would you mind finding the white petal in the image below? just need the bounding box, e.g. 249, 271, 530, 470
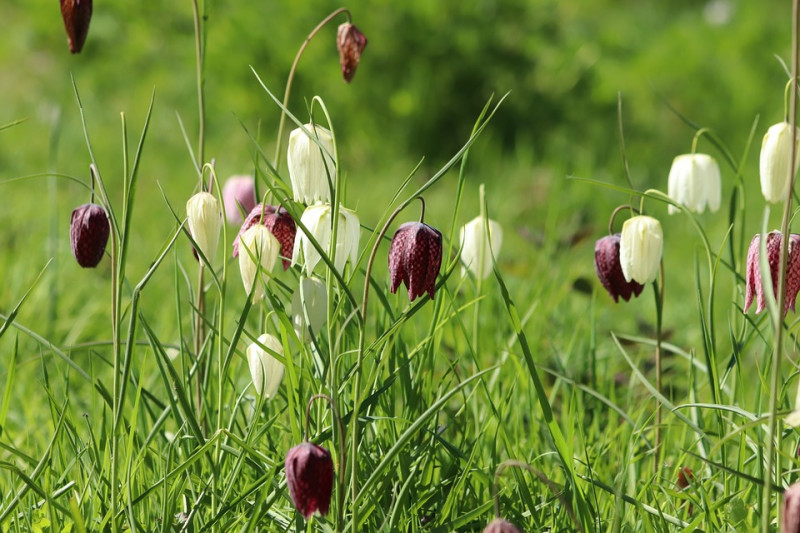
247, 333, 285, 398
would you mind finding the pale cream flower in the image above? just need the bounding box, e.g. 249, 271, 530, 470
292, 203, 360, 275
459, 216, 503, 280
247, 333, 284, 398
667, 153, 721, 214
619, 215, 663, 284
238, 225, 280, 301
288, 124, 336, 204
186, 191, 221, 262
760, 122, 800, 203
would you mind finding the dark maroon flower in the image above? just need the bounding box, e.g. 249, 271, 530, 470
388, 222, 443, 301
594, 234, 645, 302
483, 517, 522, 533
337, 23, 367, 82
285, 442, 334, 519
676, 467, 694, 489
745, 231, 800, 315
784, 483, 800, 533
60, 0, 92, 54
232, 204, 296, 270
70, 203, 109, 268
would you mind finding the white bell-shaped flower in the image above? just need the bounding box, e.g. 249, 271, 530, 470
186, 191, 221, 262
760, 121, 800, 203
459, 216, 503, 280
619, 215, 663, 284
247, 333, 284, 398
288, 124, 336, 204
292, 203, 360, 275
291, 276, 327, 338
667, 153, 721, 214
238, 225, 280, 301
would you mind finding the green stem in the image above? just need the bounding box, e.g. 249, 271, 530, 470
110, 221, 120, 533
191, 0, 206, 173
653, 262, 664, 473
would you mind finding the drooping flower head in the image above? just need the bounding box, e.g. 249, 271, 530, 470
222, 175, 257, 225
619, 215, 663, 285
389, 222, 443, 301
70, 203, 109, 268
482, 517, 522, 533
594, 234, 645, 302
460, 216, 503, 280
233, 204, 296, 270
288, 125, 336, 205
186, 191, 221, 264
292, 276, 327, 338
60, 0, 92, 53
292, 203, 360, 275
744, 231, 800, 316
246, 333, 284, 398
783, 483, 800, 533
285, 442, 334, 519
667, 153, 721, 214
761, 122, 800, 204
238, 225, 280, 301
337, 22, 368, 82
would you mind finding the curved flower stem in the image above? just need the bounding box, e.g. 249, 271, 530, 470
273, 8, 351, 168
607, 204, 641, 235
304, 394, 346, 533
417, 197, 426, 224
690, 127, 711, 153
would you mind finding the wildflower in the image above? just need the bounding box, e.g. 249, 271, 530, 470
222, 175, 257, 225
60, 0, 92, 54
285, 442, 334, 519
786, 380, 800, 428
288, 124, 336, 204
594, 234, 645, 302
676, 467, 694, 489
246, 333, 284, 398
482, 518, 522, 533
667, 153, 721, 214
291, 276, 327, 337
460, 216, 503, 280
619, 215, 663, 284
337, 23, 368, 82
744, 231, 800, 315
761, 122, 800, 203
783, 483, 800, 533
186, 192, 221, 263
233, 204, 296, 270
238, 225, 280, 301
70, 203, 109, 268
292, 203, 360, 275
388, 222, 443, 301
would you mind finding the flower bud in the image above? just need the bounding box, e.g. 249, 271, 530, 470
337, 23, 368, 82
388, 222, 443, 301
783, 483, 800, 533
233, 204, 296, 270
619, 215, 663, 284
186, 192, 221, 263
292, 203, 360, 275
285, 442, 334, 519
70, 203, 109, 268
60, 0, 92, 54
761, 122, 800, 203
246, 333, 284, 398
222, 175, 257, 225
238, 225, 280, 301
744, 231, 800, 316
594, 234, 644, 302
292, 276, 327, 338
482, 517, 522, 533
667, 153, 721, 214
288, 125, 336, 204
460, 216, 503, 280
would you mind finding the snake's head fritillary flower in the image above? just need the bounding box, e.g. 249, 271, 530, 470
233, 204, 296, 270
186, 192, 221, 264
460, 216, 503, 280
667, 153, 721, 214
222, 175, 257, 225
291, 276, 327, 338
676, 467, 694, 489
744, 231, 800, 315
594, 234, 644, 302
761, 122, 800, 204
482, 517, 522, 533
70, 203, 109, 268
619, 216, 663, 285
783, 483, 800, 533
389, 222, 443, 301
292, 203, 360, 275
337, 23, 368, 82
285, 442, 334, 519
238, 225, 280, 301
60, 0, 92, 53
246, 333, 284, 398
288, 125, 336, 205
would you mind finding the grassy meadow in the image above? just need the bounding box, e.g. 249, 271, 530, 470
1, 0, 799, 531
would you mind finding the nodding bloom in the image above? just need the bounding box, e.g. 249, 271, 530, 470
186, 192, 221, 264
619, 215, 663, 285
60, 0, 92, 53
233, 204, 296, 270
291, 276, 327, 338
744, 231, 800, 315
70, 203, 109, 268
285, 442, 334, 519
761, 122, 800, 204
288, 125, 336, 205
667, 153, 721, 214
238, 225, 280, 301
222, 175, 257, 225
594, 234, 645, 302
460, 216, 503, 280
292, 203, 360, 275
337, 22, 368, 82
246, 333, 284, 398
783, 483, 800, 533
388, 222, 443, 301
482, 518, 522, 533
